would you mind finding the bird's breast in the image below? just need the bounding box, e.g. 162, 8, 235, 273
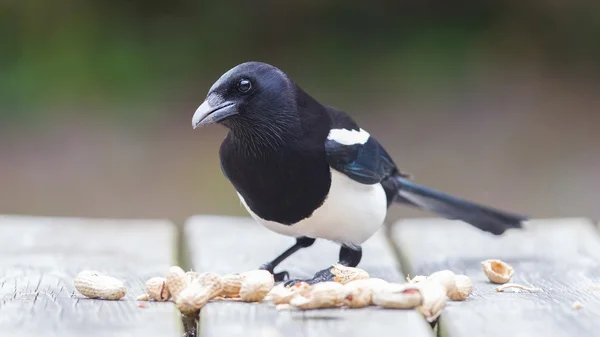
238, 168, 387, 246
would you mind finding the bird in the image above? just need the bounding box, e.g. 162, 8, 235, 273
191, 61, 527, 286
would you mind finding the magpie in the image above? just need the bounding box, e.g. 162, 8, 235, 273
192, 61, 527, 286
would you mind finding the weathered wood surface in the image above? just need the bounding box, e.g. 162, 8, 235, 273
0, 214, 181, 337
390, 217, 600, 337
185, 215, 434, 337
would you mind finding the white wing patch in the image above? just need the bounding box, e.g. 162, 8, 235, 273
327, 128, 370, 146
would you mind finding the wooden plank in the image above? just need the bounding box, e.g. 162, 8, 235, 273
0, 214, 181, 337
390, 217, 600, 337
184, 214, 434, 337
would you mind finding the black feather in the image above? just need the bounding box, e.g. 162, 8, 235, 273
393, 177, 526, 235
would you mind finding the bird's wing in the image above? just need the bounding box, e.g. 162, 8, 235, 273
324, 109, 406, 185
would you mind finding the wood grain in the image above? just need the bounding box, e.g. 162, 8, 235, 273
390, 217, 600, 337
184, 215, 433, 337
0, 214, 181, 337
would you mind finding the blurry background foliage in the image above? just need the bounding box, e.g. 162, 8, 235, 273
1, 1, 599, 226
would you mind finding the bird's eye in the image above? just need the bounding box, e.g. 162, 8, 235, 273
237, 79, 252, 93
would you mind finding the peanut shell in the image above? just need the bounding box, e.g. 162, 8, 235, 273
239, 270, 274, 302
73, 270, 126, 300
343, 278, 389, 307
482, 259, 514, 284
331, 263, 369, 284
221, 274, 245, 297
289, 282, 346, 309
416, 280, 447, 322
175, 273, 223, 315
406, 275, 428, 284
449, 274, 472, 301
166, 266, 189, 301
185, 271, 199, 283
428, 270, 457, 298
372, 283, 422, 309
267, 282, 310, 305
146, 277, 170, 301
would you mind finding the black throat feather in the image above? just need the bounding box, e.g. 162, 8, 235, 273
221, 111, 300, 158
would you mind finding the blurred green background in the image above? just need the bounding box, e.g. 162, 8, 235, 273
1, 0, 599, 227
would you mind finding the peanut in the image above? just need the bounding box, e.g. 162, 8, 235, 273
146, 277, 170, 301
331, 263, 369, 284
343, 278, 389, 307
221, 274, 245, 297
428, 270, 457, 298
342, 283, 371, 308
166, 266, 188, 301
267, 282, 310, 305
186, 271, 199, 283
416, 280, 447, 323
195, 272, 222, 286
451, 275, 473, 301
408, 271, 472, 301
175, 273, 223, 315
372, 283, 422, 309
73, 270, 126, 300
175, 283, 210, 315
289, 282, 346, 309
239, 270, 274, 302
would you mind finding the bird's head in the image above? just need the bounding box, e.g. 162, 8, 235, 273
192, 62, 297, 133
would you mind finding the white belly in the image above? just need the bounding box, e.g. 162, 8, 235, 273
237, 169, 388, 246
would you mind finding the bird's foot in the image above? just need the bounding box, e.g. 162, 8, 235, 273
258, 262, 289, 282
283, 267, 334, 287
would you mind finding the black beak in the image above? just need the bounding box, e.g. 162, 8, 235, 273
192, 99, 237, 129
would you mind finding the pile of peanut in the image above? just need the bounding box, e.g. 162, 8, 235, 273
73, 259, 535, 321
72, 262, 480, 322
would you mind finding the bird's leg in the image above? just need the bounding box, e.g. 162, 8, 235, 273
259, 237, 315, 282
284, 244, 363, 286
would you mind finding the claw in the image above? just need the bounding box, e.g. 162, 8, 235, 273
283, 278, 305, 287
283, 268, 335, 287
273, 271, 289, 282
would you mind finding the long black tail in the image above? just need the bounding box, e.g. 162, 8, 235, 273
393, 177, 526, 235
